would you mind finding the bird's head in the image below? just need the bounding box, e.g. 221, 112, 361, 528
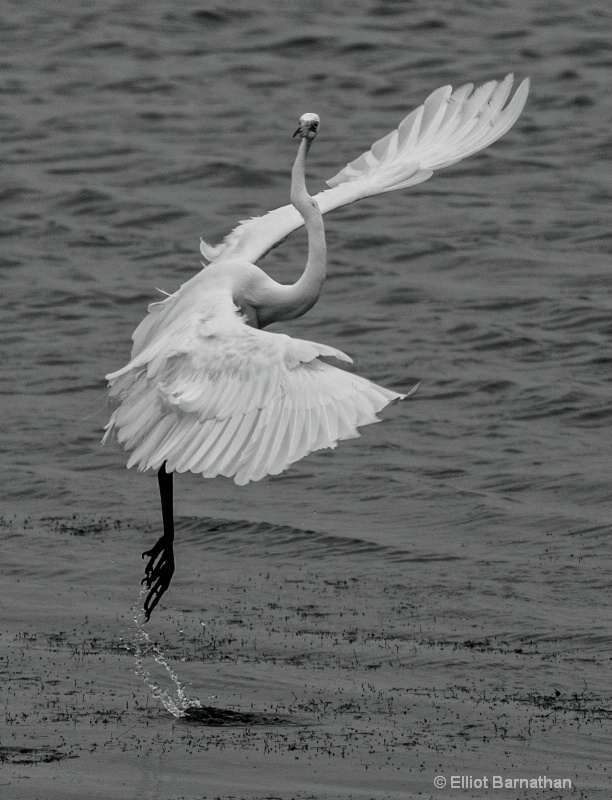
293, 113, 320, 140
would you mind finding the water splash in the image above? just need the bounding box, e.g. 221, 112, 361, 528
130, 585, 202, 718
128, 588, 293, 728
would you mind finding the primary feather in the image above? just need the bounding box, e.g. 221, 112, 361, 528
200, 74, 529, 266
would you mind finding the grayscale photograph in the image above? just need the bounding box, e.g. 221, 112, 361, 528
1, 1, 610, 798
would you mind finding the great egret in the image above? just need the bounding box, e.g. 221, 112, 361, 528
104, 74, 530, 619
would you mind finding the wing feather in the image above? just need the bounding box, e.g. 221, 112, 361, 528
323, 401, 340, 444
106, 293, 408, 484
397, 104, 425, 152
153, 415, 197, 465
216, 408, 260, 475
126, 416, 174, 470
417, 85, 453, 144
263, 397, 295, 476
252, 395, 288, 480
198, 415, 245, 473
286, 398, 306, 460
185, 418, 232, 474
199, 75, 529, 267
171, 419, 217, 472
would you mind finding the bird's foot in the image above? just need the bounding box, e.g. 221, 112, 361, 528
141, 535, 175, 621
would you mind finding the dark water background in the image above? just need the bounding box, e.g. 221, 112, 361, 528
1, 0, 611, 796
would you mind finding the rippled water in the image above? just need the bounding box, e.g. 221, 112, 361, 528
2, 0, 611, 795
3, 0, 611, 535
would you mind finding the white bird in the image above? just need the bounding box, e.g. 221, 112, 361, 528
104, 74, 530, 619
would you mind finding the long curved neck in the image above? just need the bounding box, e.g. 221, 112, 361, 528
289, 137, 326, 312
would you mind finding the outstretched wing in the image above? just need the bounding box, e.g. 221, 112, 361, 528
104, 290, 404, 485
200, 74, 530, 266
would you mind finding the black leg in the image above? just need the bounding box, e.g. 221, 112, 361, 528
141, 462, 175, 621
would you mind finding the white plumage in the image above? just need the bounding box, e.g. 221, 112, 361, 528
104, 279, 402, 484
105, 75, 529, 486
199, 74, 530, 266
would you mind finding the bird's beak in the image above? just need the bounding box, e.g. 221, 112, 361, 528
293, 117, 320, 139
293, 126, 318, 140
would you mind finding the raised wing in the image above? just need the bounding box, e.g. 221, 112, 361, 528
104, 290, 404, 485
200, 74, 530, 266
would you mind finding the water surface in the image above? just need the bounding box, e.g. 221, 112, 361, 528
1, 1, 611, 797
